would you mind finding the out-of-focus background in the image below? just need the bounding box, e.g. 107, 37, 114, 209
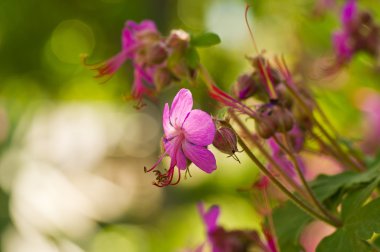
1, 0, 380, 251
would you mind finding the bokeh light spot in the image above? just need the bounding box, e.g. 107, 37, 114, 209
50, 20, 94, 64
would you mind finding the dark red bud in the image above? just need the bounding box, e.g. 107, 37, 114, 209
146, 42, 168, 65
275, 83, 293, 109
213, 126, 238, 155
135, 30, 161, 45
166, 29, 190, 52
255, 104, 277, 139
233, 73, 257, 100
154, 67, 173, 91
274, 106, 294, 132
169, 60, 189, 79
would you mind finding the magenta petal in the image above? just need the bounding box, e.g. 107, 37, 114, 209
182, 141, 216, 173
332, 31, 352, 60
182, 109, 216, 146
164, 137, 179, 160
170, 89, 193, 127
176, 146, 187, 170
122, 20, 158, 50
198, 203, 220, 233
131, 68, 147, 99
342, 0, 357, 26
163, 103, 177, 138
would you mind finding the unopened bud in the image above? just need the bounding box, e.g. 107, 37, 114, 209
293, 107, 312, 130
166, 29, 190, 52
233, 73, 257, 100
255, 104, 277, 139
275, 83, 293, 109
249, 55, 267, 69
135, 30, 160, 45
213, 127, 238, 155
146, 42, 168, 65
169, 59, 189, 79
274, 106, 294, 132
154, 67, 173, 91
255, 116, 277, 139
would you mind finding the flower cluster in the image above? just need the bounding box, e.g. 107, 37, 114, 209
86, 4, 380, 249
198, 203, 278, 252
333, 0, 380, 65
84, 20, 194, 107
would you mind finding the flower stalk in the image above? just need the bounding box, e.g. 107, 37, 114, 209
235, 132, 342, 227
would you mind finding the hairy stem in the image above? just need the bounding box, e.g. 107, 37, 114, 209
273, 134, 342, 226
282, 80, 364, 171
235, 133, 342, 227
229, 111, 310, 200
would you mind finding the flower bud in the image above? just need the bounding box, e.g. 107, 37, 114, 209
166, 29, 190, 52
255, 116, 277, 139
255, 104, 278, 139
212, 126, 238, 155
233, 73, 257, 100
273, 106, 294, 132
169, 59, 189, 79
276, 83, 293, 109
146, 42, 168, 65
154, 67, 173, 91
135, 30, 161, 45
292, 105, 313, 130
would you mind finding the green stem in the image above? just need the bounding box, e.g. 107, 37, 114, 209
282, 80, 364, 171
273, 134, 342, 227
229, 111, 310, 200
235, 133, 341, 227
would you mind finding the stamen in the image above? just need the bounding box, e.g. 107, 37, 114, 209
170, 168, 181, 185
144, 150, 168, 173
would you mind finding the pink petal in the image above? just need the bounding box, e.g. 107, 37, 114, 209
176, 146, 187, 170
163, 136, 187, 170
122, 20, 158, 50
182, 141, 216, 173
197, 203, 220, 233
131, 68, 148, 99
183, 109, 216, 146
170, 89, 193, 128
163, 103, 177, 139
164, 137, 178, 159
341, 0, 357, 26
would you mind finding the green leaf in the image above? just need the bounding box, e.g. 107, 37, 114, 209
273, 201, 312, 252
316, 229, 369, 252
341, 178, 380, 220
184, 47, 200, 69
191, 32, 221, 47
311, 172, 357, 201
311, 167, 380, 203
348, 198, 380, 239
317, 198, 380, 252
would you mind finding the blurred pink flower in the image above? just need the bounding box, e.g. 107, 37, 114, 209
360, 92, 380, 155
300, 221, 336, 252
84, 20, 160, 102
198, 203, 278, 252
332, 0, 357, 62
145, 89, 216, 186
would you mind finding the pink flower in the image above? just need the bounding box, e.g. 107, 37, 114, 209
267, 135, 306, 181
198, 203, 278, 252
145, 89, 217, 187
360, 92, 380, 155
341, 0, 357, 27
331, 1, 357, 62
84, 20, 160, 103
